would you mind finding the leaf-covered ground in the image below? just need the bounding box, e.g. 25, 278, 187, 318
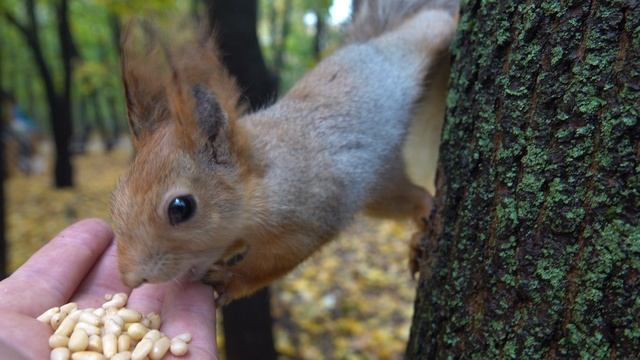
8, 144, 417, 359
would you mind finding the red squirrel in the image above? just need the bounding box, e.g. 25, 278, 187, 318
110, 0, 458, 304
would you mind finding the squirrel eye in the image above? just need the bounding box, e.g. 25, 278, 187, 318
168, 195, 196, 225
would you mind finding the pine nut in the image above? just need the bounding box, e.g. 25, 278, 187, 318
141, 317, 151, 328
117, 334, 131, 353
75, 322, 100, 336
68, 328, 89, 352
149, 336, 170, 360
102, 333, 117, 358
111, 351, 132, 360
70, 351, 105, 360
103, 318, 122, 336
50, 312, 64, 331
50, 347, 70, 360
147, 313, 161, 330
111, 315, 125, 326
60, 303, 78, 314
41, 293, 190, 359
127, 323, 148, 341
173, 332, 192, 343
131, 338, 153, 360
105, 307, 118, 316
104, 294, 113, 301
49, 334, 69, 348
38, 306, 59, 323
118, 308, 142, 323
54, 316, 78, 337
102, 293, 128, 309
79, 312, 101, 327
170, 339, 188, 356
88, 334, 102, 353
143, 329, 161, 342
68, 309, 82, 321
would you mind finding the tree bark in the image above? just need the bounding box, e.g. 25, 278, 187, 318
407, 0, 639, 358
205, 1, 279, 359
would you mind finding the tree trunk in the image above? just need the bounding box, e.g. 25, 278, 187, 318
89, 92, 115, 152
207, 0, 278, 108
352, 0, 361, 15
272, 0, 292, 82
312, 9, 325, 60
53, 0, 76, 187
108, 13, 122, 56
406, 0, 639, 358
106, 94, 123, 140
205, 1, 279, 359
0, 64, 6, 280
51, 97, 73, 186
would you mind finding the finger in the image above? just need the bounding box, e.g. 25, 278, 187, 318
160, 282, 217, 360
125, 283, 172, 316
72, 242, 132, 308
0, 219, 113, 316
0, 313, 51, 359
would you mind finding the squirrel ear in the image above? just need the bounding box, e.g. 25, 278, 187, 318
121, 38, 170, 148
168, 81, 233, 164
192, 85, 234, 165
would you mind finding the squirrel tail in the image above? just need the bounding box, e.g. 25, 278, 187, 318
346, 0, 458, 43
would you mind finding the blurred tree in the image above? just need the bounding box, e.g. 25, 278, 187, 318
204, 1, 278, 359
407, 0, 639, 358
310, 0, 331, 60
0, 41, 6, 279
107, 12, 122, 55
272, 0, 292, 81
2, 0, 79, 187
352, 0, 361, 14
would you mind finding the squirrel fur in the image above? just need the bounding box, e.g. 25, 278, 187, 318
111, 0, 458, 304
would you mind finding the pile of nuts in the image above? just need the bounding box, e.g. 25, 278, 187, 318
36, 293, 191, 360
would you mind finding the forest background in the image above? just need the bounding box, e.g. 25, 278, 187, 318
0, 0, 419, 358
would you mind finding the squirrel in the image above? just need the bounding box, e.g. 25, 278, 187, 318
110, 0, 458, 304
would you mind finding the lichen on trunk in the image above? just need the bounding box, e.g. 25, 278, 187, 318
406, 0, 639, 358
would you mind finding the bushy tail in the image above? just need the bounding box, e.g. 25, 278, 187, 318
347, 0, 458, 43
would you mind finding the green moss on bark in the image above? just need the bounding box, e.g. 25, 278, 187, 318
407, 0, 639, 358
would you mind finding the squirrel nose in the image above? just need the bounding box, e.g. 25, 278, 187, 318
122, 272, 146, 288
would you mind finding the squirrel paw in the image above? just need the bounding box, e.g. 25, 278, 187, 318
202, 265, 236, 306
409, 228, 425, 278
409, 196, 432, 277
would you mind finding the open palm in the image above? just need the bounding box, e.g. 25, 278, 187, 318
0, 219, 218, 359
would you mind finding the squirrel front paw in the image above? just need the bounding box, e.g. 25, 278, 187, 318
202, 265, 238, 306
409, 227, 426, 277
409, 194, 433, 277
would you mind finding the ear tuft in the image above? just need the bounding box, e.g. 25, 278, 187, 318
192, 85, 235, 164
193, 85, 225, 142
120, 21, 244, 153
121, 25, 171, 148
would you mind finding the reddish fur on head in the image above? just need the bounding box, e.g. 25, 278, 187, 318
111, 25, 259, 288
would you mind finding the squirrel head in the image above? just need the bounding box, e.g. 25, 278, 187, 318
110, 32, 257, 288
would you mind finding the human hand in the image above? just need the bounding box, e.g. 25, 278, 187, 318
0, 219, 218, 359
